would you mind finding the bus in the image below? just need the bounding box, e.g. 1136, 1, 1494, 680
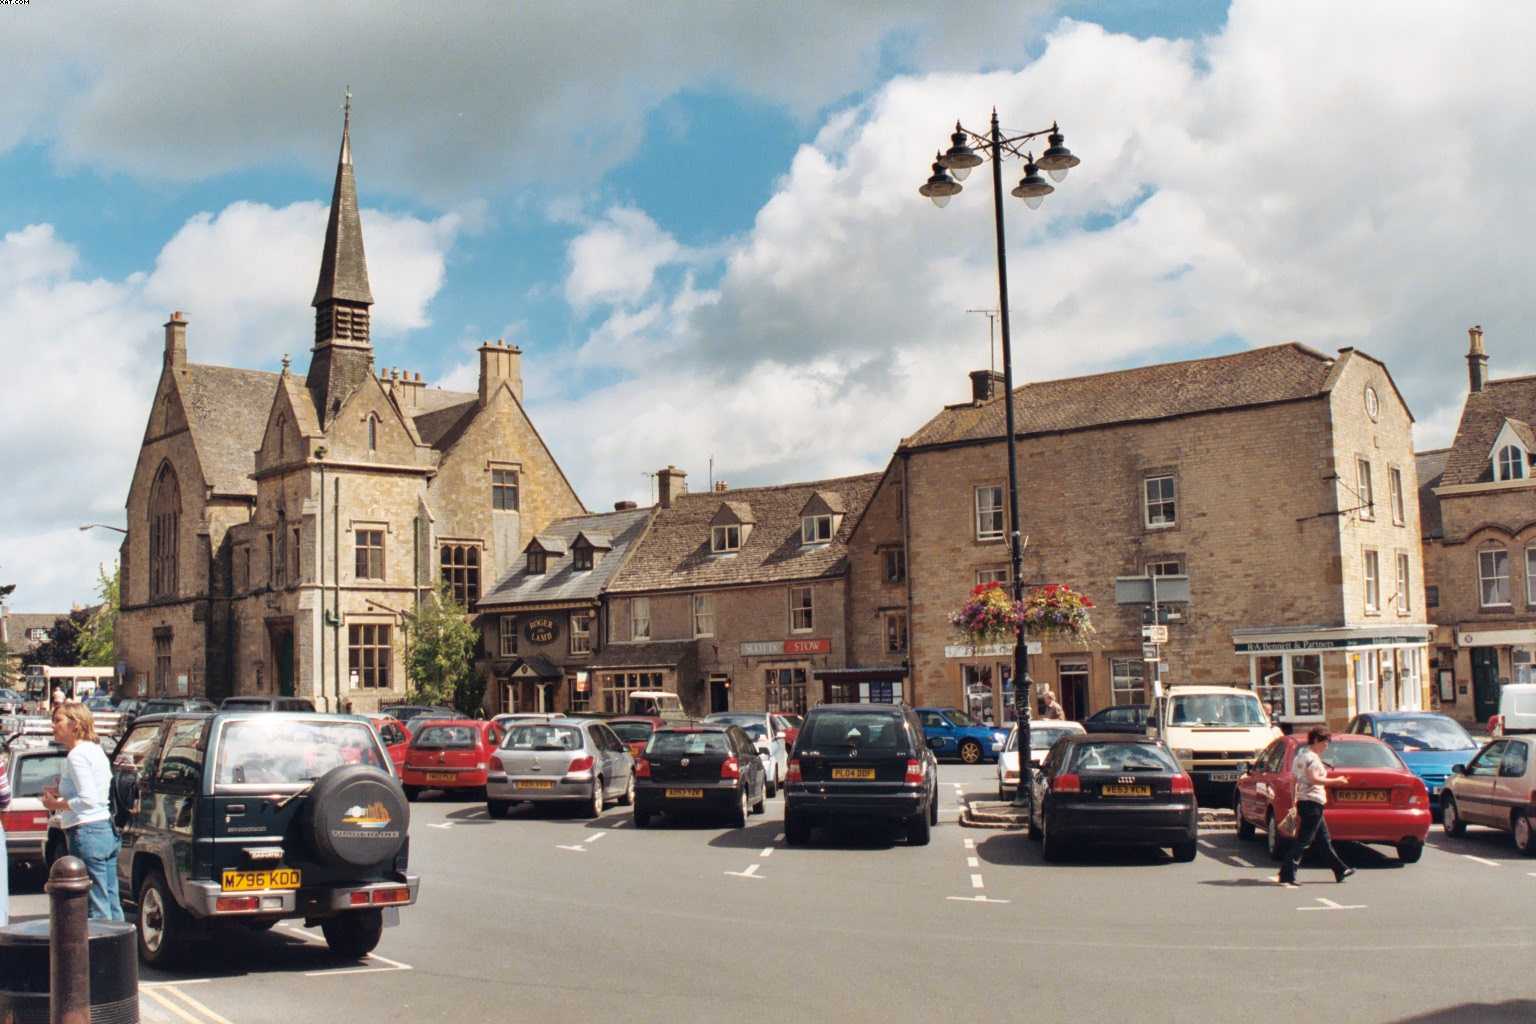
21, 665, 118, 704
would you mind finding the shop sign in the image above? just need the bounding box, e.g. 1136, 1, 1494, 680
944, 641, 1042, 658
1457, 628, 1536, 648
524, 616, 560, 644
740, 638, 832, 657
1234, 635, 1426, 653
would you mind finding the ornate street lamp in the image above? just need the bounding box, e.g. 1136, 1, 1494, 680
918, 111, 1081, 812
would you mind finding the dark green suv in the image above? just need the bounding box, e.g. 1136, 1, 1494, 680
101, 711, 419, 966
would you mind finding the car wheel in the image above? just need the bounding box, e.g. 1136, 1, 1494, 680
633, 802, 653, 828
998, 783, 1007, 801
136, 868, 191, 968
487, 799, 510, 820
1515, 814, 1536, 856
766, 769, 778, 799
1172, 841, 1197, 863
1441, 795, 1466, 837
730, 785, 749, 828
751, 779, 766, 815
959, 740, 983, 765
929, 787, 939, 826
1234, 791, 1256, 840
1396, 838, 1424, 864
582, 779, 605, 819
907, 806, 932, 846
785, 810, 810, 846
403, 785, 421, 803
1041, 813, 1067, 863
1265, 809, 1283, 862
619, 773, 635, 807
1026, 805, 1042, 842
321, 909, 383, 960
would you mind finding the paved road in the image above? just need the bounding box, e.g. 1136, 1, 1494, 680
9, 764, 1536, 1023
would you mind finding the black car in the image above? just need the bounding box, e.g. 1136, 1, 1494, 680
86, 711, 419, 966
783, 703, 939, 846
220, 696, 318, 713
633, 723, 767, 827
135, 698, 217, 717
1028, 734, 1197, 863
1081, 704, 1150, 735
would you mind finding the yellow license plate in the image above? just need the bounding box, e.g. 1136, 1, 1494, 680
221, 868, 300, 892
665, 788, 704, 799
1338, 789, 1389, 803
426, 771, 457, 783
831, 767, 876, 780
1101, 784, 1152, 798
517, 780, 554, 790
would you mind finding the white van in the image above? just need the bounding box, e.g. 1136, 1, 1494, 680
1147, 685, 1281, 807
1491, 683, 1536, 736
625, 690, 687, 720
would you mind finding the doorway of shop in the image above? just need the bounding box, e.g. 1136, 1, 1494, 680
709, 677, 730, 713
1058, 661, 1089, 721
1472, 647, 1500, 723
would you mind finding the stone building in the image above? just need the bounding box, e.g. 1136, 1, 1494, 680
474, 504, 654, 715
601, 469, 879, 717
847, 344, 1433, 732
1419, 327, 1536, 725
115, 106, 583, 710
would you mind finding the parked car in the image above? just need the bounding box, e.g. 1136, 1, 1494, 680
365, 714, 412, 776
916, 706, 1008, 765
1028, 734, 1198, 862
3, 742, 67, 869
625, 690, 687, 720
400, 719, 503, 801
220, 696, 318, 713
996, 720, 1086, 800
0, 688, 24, 716
633, 723, 768, 828
784, 703, 939, 846
1234, 733, 1430, 863
608, 715, 668, 760
704, 711, 789, 794
487, 718, 634, 818
775, 713, 803, 752
1489, 683, 1536, 737
1150, 687, 1281, 807
381, 704, 458, 734
1345, 712, 1477, 805
134, 698, 216, 719
98, 711, 417, 965
1441, 735, 1536, 854
1080, 704, 1149, 735
491, 712, 564, 732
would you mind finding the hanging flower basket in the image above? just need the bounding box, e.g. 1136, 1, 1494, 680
949, 581, 1096, 647
948, 581, 1020, 645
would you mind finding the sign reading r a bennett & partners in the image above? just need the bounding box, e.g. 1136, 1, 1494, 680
741, 638, 832, 657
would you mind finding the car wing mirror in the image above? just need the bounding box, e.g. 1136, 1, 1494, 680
1451, 763, 1466, 775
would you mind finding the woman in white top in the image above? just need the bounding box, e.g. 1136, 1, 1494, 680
1278, 726, 1354, 887
41, 702, 124, 920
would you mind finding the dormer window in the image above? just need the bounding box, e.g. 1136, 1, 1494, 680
802, 515, 833, 545
573, 545, 593, 571
798, 491, 844, 545
712, 525, 741, 553
709, 502, 753, 552
527, 551, 547, 575
1498, 444, 1526, 481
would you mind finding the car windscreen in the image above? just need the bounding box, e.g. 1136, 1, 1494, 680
15, 752, 66, 797
1375, 717, 1475, 752
609, 722, 654, 743
1069, 742, 1179, 773
805, 712, 905, 752
1008, 726, 1080, 752
221, 700, 269, 709
214, 718, 385, 786
944, 709, 977, 727
648, 731, 730, 757
1325, 742, 1404, 770
504, 725, 583, 751
1169, 695, 1267, 727
707, 714, 761, 728
413, 725, 477, 750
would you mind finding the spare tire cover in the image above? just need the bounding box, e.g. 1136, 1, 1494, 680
303, 765, 410, 869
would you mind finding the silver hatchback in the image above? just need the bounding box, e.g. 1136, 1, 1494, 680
487, 719, 634, 819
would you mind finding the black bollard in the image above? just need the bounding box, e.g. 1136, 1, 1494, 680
46, 855, 92, 1024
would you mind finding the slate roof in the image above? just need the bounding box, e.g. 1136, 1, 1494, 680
479, 507, 654, 609
177, 364, 283, 496
410, 393, 480, 448
902, 343, 1339, 450
1, 612, 66, 654
1441, 376, 1536, 486
1415, 448, 1449, 540
608, 473, 880, 594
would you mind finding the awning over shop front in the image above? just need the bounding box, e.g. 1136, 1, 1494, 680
813, 666, 908, 683
1231, 624, 1432, 654
588, 641, 699, 676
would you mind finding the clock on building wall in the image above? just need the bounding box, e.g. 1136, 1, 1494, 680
524, 616, 559, 644
1364, 384, 1379, 421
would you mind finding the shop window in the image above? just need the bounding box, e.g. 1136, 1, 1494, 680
570, 673, 592, 713
1143, 476, 1176, 528
1252, 653, 1324, 719
600, 672, 662, 714
1110, 658, 1145, 706
499, 616, 518, 658
1479, 547, 1511, 607
789, 586, 814, 633
348, 623, 391, 689
975, 486, 1005, 541
765, 668, 807, 715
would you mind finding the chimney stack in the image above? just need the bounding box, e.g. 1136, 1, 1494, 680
714, 480, 729, 493
969, 368, 1005, 403
614, 500, 638, 511
1467, 325, 1488, 393
164, 311, 188, 369
478, 339, 524, 406
657, 465, 687, 509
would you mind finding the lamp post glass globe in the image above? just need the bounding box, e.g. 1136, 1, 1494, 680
1011, 158, 1053, 209
919, 153, 962, 208
1037, 128, 1080, 183
940, 124, 982, 183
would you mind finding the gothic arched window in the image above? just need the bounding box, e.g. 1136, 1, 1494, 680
368, 415, 378, 452
148, 462, 181, 599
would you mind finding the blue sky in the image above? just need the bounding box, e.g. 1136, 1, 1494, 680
3, 1, 1533, 610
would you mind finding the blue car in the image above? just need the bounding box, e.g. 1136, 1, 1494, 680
916, 707, 1009, 764
1345, 712, 1478, 805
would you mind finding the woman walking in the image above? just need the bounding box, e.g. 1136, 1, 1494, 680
40, 702, 124, 920
1278, 726, 1356, 887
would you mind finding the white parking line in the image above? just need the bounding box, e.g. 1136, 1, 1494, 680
774, 832, 785, 842
1197, 839, 1217, 848
1463, 854, 1502, 867
759, 847, 774, 858
1229, 856, 1255, 868
143, 988, 209, 1024
1298, 897, 1365, 911
946, 894, 1011, 904
970, 874, 984, 889
963, 838, 976, 850
725, 863, 764, 879
967, 856, 980, 868
159, 986, 236, 1024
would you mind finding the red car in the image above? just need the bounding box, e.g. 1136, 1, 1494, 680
608, 716, 667, 760
775, 714, 803, 752
401, 719, 502, 800
1235, 733, 1431, 864
366, 714, 412, 776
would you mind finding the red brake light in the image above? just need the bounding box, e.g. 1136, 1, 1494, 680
1171, 774, 1194, 795
720, 756, 741, 780
215, 896, 261, 913
567, 755, 594, 774
905, 759, 925, 784
1052, 773, 1082, 794
786, 759, 802, 783
635, 756, 651, 779
371, 886, 411, 905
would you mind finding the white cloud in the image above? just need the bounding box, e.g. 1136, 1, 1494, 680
564, 207, 683, 310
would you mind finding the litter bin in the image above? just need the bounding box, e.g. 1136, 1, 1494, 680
0, 918, 139, 1023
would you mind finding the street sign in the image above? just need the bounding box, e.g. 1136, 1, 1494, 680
1142, 625, 1168, 644
1142, 643, 1159, 660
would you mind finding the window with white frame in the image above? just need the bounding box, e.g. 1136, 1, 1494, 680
1146, 558, 1183, 577
801, 515, 833, 545
1389, 467, 1406, 525
692, 593, 715, 638
1363, 549, 1380, 612
570, 612, 593, 655
631, 597, 651, 641
1143, 476, 1176, 528
975, 485, 1004, 541
1252, 653, 1324, 719
712, 524, 741, 553
499, 616, 518, 658
1497, 444, 1526, 481
1395, 552, 1411, 614
789, 586, 814, 632
1356, 458, 1375, 520
975, 566, 1008, 587
1110, 658, 1146, 705
1479, 547, 1511, 607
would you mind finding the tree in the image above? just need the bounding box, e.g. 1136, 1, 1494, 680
76, 564, 120, 666
25, 608, 91, 668
405, 583, 481, 714
0, 633, 15, 690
